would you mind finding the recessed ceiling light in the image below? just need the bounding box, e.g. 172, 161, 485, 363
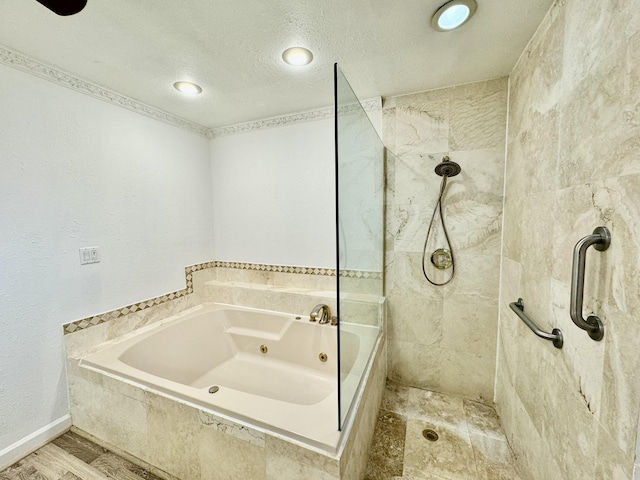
173, 81, 202, 95
431, 0, 477, 32
282, 47, 313, 66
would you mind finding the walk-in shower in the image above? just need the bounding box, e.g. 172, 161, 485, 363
422, 156, 461, 286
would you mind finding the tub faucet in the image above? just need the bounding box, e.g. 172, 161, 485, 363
310, 304, 331, 324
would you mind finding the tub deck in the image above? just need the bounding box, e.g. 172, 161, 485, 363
80, 302, 378, 451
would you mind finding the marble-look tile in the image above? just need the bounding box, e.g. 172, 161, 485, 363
601, 174, 640, 317
437, 348, 495, 402
518, 190, 555, 296
449, 78, 508, 151
441, 296, 498, 357
497, 257, 523, 384
198, 424, 266, 480
558, 57, 638, 189
405, 388, 467, 433
385, 77, 506, 405
562, 0, 631, 89
501, 189, 524, 263
442, 253, 501, 303
500, 389, 562, 480
511, 107, 560, 195
443, 149, 505, 256
70, 377, 149, 462
206, 281, 337, 318
381, 381, 411, 416
363, 410, 406, 480
388, 339, 443, 390
387, 295, 442, 346
470, 434, 519, 480
508, 0, 565, 137
212, 267, 245, 282
598, 302, 640, 456
382, 106, 397, 151
393, 152, 447, 207
191, 268, 217, 301
341, 339, 387, 480
241, 269, 275, 285
463, 400, 504, 440
266, 454, 337, 480
395, 99, 449, 155
549, 278, 605, 417
198, 409, 265, 447
551, 182, 613, 284
64, 296, 195, 357
594, 424, 634, 480
145, 392, 201, 480
395, 87, 452, 109
385, 252, 442, 301
264, 436, 339, 477
536, 360, 599, 480
390, 203, 435, 255
403, 419, 477, 480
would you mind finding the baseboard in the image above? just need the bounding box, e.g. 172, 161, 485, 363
0, 415, 72, 471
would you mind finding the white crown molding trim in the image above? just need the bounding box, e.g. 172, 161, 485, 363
0, 45, 211, 138
0, 414, 71, 470
210, 97, 382, 138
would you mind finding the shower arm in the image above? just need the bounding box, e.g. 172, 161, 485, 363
569, 227, 610, 341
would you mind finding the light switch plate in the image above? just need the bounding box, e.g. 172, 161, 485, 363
79, 247, 100, 265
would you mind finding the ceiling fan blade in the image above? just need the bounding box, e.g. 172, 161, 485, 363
35, 0, 87, 16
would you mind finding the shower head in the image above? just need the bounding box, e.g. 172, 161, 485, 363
434, 157, 461, 177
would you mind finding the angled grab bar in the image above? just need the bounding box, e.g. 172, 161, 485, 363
509, 298, 563, 349
570, 226, 610, 341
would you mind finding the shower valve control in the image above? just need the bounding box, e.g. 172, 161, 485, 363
431, 248, 452, 270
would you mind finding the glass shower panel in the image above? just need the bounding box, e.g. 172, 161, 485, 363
334, 64, 384, 428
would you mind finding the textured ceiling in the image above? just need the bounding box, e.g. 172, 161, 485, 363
0, 0, 553, 128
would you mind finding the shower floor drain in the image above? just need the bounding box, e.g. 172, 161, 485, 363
422, 428, 439, 442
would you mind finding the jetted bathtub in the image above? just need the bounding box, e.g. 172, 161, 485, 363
80, 302, 374, 451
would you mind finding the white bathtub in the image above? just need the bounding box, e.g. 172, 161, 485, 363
80, 302, 368, 451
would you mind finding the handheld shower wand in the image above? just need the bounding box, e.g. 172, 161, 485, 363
422, 156, 461, 286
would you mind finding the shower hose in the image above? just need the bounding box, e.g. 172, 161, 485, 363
422, 174, 455, 286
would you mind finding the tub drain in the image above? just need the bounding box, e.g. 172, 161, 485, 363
260, 345, 268, 354
208, 386, 219, 394
422, 429, 439, 442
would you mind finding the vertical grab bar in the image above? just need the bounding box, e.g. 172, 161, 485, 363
570, 226, 611, 341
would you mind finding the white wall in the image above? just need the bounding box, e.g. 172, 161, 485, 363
210, 119, 336, 268
210, 108, 382, 270
0, 64, 214, 452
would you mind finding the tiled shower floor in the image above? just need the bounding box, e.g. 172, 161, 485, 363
364, 381, 519, 480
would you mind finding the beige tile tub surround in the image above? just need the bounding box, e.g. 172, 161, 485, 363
65, 325, 387, 480
63, 260, 380, 337
64, 260, 387, 479
382, 77, 508, 401
496, 0, 640, 479
63, 261, 341, 335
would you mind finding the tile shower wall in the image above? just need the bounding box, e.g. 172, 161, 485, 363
496, 1, 640, 479
382, 78, 508, 401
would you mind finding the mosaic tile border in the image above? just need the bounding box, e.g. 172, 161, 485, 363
0, 44, 210, 138
214, 261, 336, 276
63, 261, 381, 335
